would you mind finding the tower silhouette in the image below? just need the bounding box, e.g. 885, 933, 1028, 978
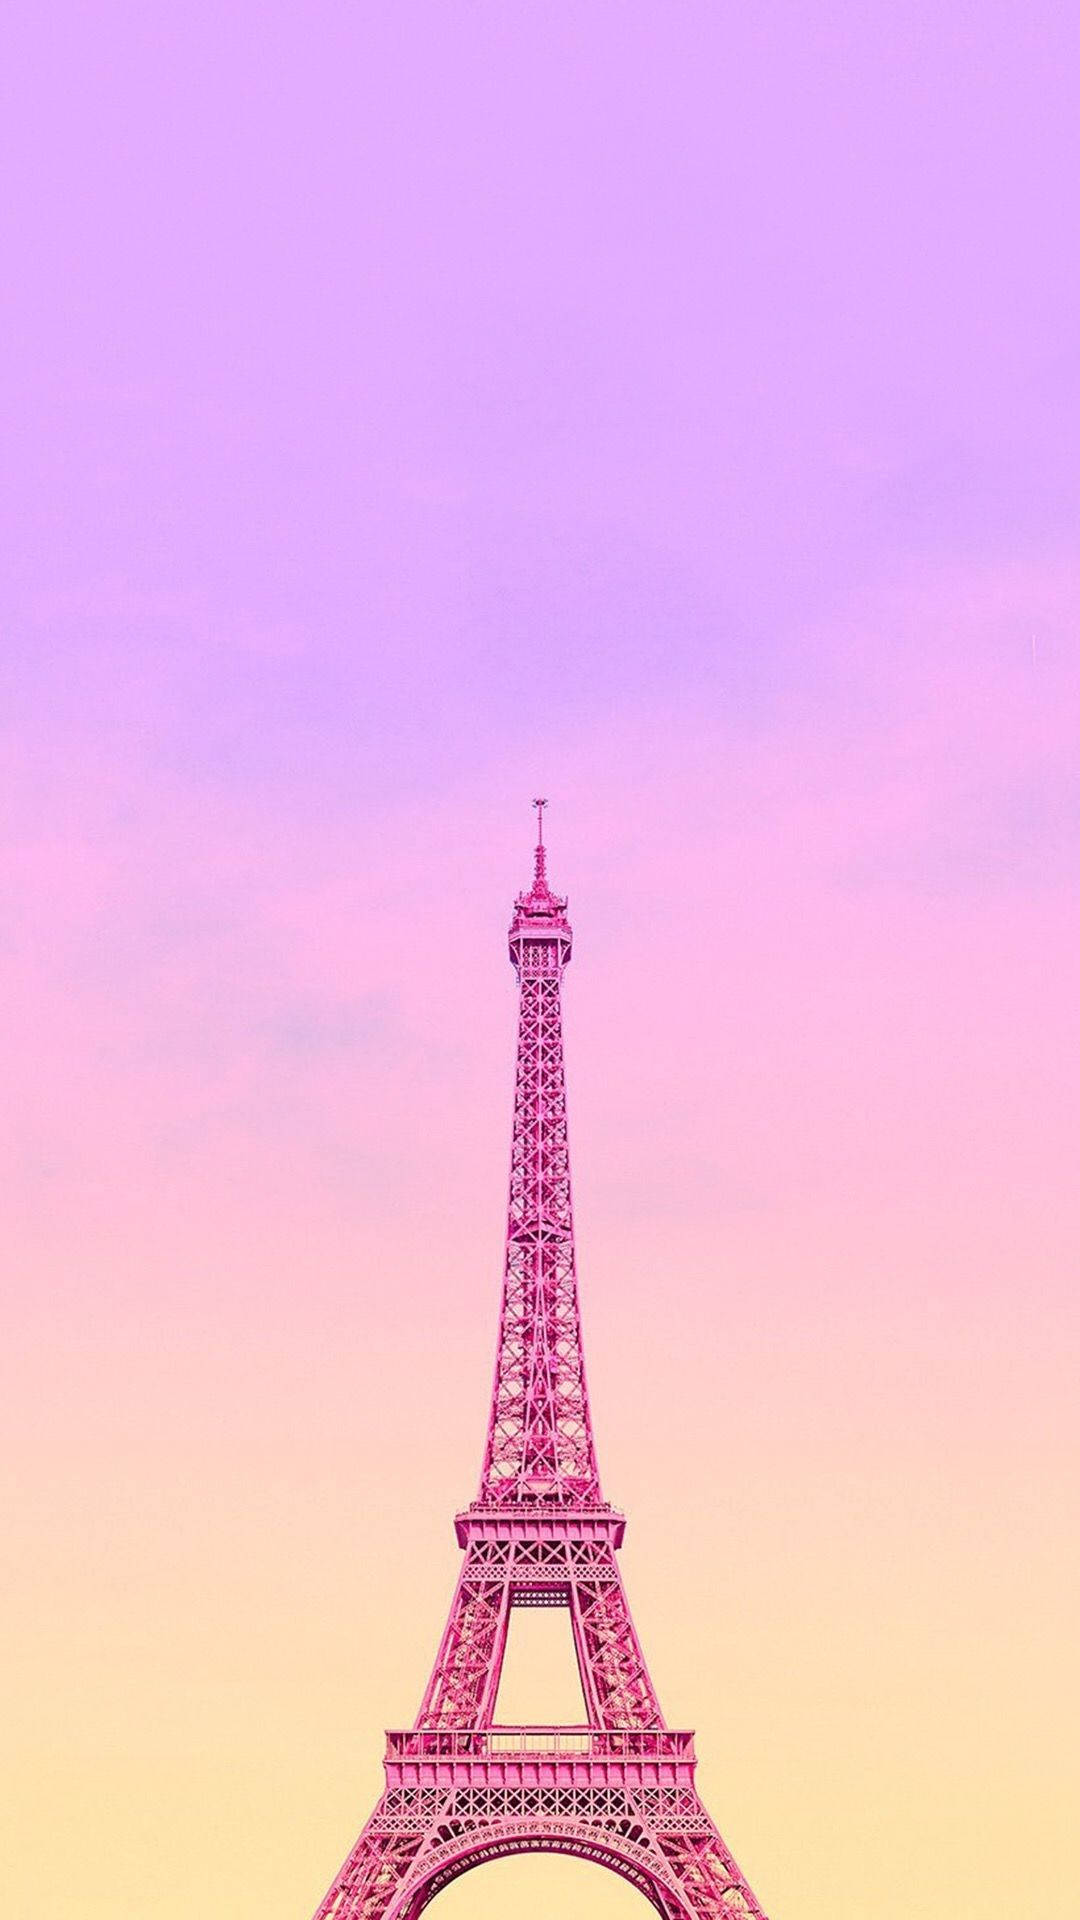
310, 809, 771, 1920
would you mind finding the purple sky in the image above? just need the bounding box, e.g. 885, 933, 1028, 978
6, 5, 1079, 804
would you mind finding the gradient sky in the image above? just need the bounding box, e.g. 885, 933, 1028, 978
3, 7, 1079, 1918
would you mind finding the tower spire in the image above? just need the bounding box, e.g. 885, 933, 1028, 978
533, 795, 547, 888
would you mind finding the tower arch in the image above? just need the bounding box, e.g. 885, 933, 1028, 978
398, 1827, 688, 1920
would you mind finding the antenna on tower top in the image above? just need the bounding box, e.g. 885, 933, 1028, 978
531, 797, 549, 890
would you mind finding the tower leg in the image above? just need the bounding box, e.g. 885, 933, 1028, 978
312, 1806, 424, 1920
570, 1558, 663, 1728
416, 1558, 510, 1727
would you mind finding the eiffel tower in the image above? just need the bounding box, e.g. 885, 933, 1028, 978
310, 805, 771, 1920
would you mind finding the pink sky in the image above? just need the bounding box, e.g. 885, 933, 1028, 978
3, 7, 1079, 1918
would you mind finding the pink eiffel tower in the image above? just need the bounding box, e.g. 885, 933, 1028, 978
310, 805, 771, 1920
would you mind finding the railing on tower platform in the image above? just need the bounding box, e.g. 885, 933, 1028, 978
385, 1727, 695, 1760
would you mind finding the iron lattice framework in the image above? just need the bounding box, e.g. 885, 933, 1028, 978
310, 808, 771, 1920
